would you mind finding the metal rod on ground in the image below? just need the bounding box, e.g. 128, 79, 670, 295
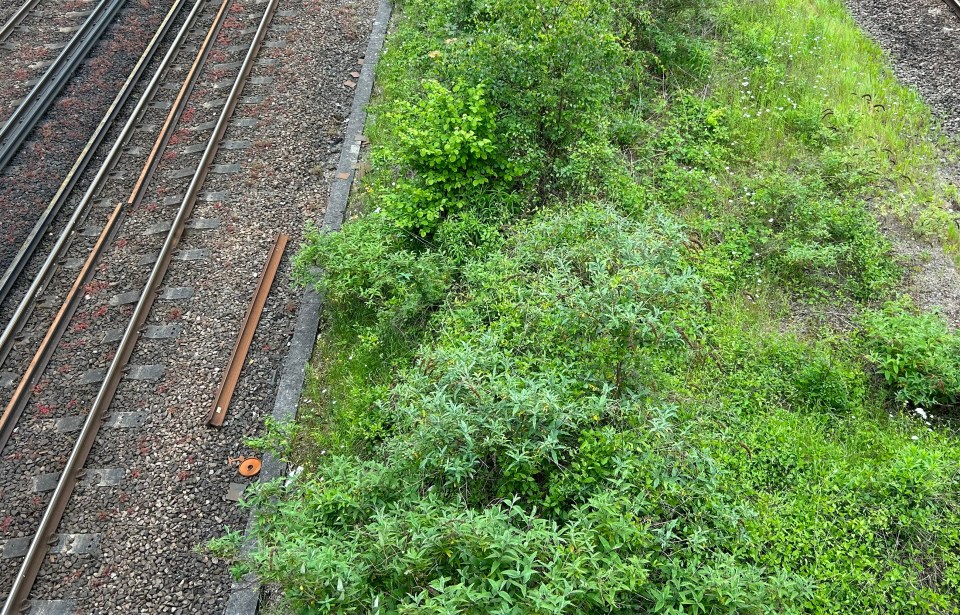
208, 234, 289, 427
1, 0, 280, 607
0, 0, 191, 312
0, 0, 126, 171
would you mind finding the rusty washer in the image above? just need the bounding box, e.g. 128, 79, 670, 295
238, 457, 261, 477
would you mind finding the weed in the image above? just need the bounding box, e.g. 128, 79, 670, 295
201, 529, 244, 559
250, 0, 960, 610
862, 298, 960, 409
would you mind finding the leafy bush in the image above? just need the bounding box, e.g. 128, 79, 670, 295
372, 202, 702, 503
445, 204, 702, 395
718, 329, 868, 416
379, 81, 510, 236
678, 164, 896, 300
862, 300, 960, 408
293, 214, 453, 328
448, 0, 630, 196
247, 403, 814, 613
370, 0, 708, 213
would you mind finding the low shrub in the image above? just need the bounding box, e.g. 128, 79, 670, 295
749, 171, 896, 299
247, 403, 815, 614
378, 81, 512, 236
717, 327, 868, 416
862, 299, 960, 408
293, 214, 453, 329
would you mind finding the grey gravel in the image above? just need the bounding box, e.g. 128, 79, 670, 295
846, 0, 960, 133
845, 0, 960, 327
0, 0, 377, 611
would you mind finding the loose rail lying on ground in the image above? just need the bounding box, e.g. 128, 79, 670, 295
208, 233, 289, 427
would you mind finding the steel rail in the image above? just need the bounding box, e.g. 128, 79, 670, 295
0, 0, 43, 43
0, 0, 125, 171
946, 0, 960, 19
128, 0, 235, 206
0, 0, 232, 451
208, 233, 288, 427
0, 0, 190, 313
1, 0, 279, 607
0, 0, 220, 454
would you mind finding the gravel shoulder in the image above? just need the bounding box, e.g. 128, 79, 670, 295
0, 0, 376, 610
845, 0, 960, 327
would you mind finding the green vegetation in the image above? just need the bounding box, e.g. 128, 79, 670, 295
240, 0, 960, 611
863, 299, 960, 408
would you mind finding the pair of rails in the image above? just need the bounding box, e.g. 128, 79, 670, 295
0, 0, 283, 609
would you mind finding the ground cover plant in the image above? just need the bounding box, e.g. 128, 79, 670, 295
237, 0, 960, 612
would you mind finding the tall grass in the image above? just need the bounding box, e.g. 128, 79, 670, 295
714, 0, 959, 248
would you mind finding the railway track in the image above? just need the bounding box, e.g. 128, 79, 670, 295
0, 0, 285, 608
0, 0, 177, 299
0, 0, 187, 310
0, 0, 125, 171
0, 0, 203, 449
0, 0, 90, 115
0, 0, 44, 43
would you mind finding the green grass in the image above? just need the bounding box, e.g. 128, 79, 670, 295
713, 0, 960, 251
295, 308, 421, 463
235, 0, 960, 612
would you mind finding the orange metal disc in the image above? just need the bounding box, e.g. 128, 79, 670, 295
238, 457, 261, 477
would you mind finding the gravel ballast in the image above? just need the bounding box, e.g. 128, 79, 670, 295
844, 0, 960, 327
0, 0, 377, 610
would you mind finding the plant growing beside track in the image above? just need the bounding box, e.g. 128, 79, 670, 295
241, 0, 960, 611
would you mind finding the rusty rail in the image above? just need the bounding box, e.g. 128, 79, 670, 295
1, 0, 280, 607
0, 203, 123, 455
129, 0, 235, 202
208, 234, 289, 427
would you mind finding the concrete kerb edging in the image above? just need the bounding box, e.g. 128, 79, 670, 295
222, 0, 392, 612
